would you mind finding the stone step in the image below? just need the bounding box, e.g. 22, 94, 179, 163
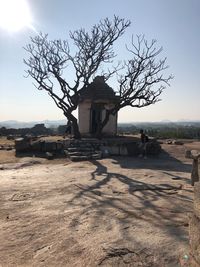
70, 155, 91, 161
69, 151, 102, 161
91, 153, 102, 160
67, 147, 95, 152
68, 151, 93, 157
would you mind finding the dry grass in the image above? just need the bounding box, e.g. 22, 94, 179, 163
0, 136, 15, 146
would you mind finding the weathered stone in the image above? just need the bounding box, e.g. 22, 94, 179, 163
192, 159, 200, 185
6, 146, 13, 151
91, 152, 102, 160
56, 142, 63, 151
70, 155, 90, 161
166, 139, 172, 144
189, 214, 200, 265
104, 145, 120, 155
185, 150, 200, 185
119, 145, 128, 156
194, 182, 200, 219
126, 142, 140, 156
46, 152, 54, 160
172, 140, 184, 145
100, 146, 110, 157
15, 138, 31, 152
31, 141, 43, 152
185, 150, 192, 158
63, 139, 71, 149
43, 141, 57, 152
189, 256, 200, 267
63, 150, 69, 156
7, 134, 15, 140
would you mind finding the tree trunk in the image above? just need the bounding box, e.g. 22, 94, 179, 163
95, 110, 112, 139
72, 120, 81, 139
64, 112, 81, 139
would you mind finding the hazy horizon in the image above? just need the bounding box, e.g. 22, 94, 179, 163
1, 118, 200, 124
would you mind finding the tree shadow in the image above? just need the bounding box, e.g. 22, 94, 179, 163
67, 157, 193, 249
111, 148, 192, 173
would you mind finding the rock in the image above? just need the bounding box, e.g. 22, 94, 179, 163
91, 152, 102, 160
6, 146, 13, 151
63, 150, 69, 156
56, 142, 63, 151
31, 140, 43, 152
100, 147, 110, 157
15, 138, 31, 152
185, 150, 192, 158
189, 214, 200, 265
166, 139, 172, 144
189, 182, 200, 266
93, 190, 101, 196
43, 141, 57, 152
194, 182, 200, 219
7, 135, 15, 140
70, 155, 90, 161
172, 140, 184, 145
46, 152, 54, 160
185, 150, 200, 185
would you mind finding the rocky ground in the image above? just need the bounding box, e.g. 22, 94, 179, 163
0, 138, 199, 267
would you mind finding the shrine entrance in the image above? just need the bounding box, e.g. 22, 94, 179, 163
90, 103, 103, 134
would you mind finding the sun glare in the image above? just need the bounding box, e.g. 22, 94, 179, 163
0, 0, 33, 32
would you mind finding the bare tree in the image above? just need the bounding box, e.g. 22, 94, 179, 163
24, 16, 172, 139
95, 35, 173, 137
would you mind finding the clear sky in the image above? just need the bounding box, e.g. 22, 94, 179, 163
0, 0, 199, 123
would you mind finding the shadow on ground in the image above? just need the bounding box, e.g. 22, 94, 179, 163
67, 151, 193, 245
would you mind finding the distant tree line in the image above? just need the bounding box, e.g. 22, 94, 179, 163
0, 124, 68, 137
118, 124, 200, 139
0, 124, 51, 137
1, 123, 200, 140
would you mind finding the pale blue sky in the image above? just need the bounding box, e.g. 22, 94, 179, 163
0, 0, 199, 122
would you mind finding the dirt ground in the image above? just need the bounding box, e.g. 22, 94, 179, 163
0, 138, 200, 267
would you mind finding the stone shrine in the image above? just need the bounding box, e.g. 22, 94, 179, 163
78, 76, 119, 136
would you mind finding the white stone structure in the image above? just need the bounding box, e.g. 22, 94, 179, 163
78, 76, 119, 136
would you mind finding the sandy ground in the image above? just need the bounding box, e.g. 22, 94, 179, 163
0, 140, 199, 266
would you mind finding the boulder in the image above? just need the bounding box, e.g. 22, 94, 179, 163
189, 182, 200, 266
172, 140, 184, 145
31, 140, 43, 152
42, 141, 57, 152
186, 150, 200, 185
194, 182, 200, 220
46, 152, 54, 160
190, 214, 200, 265
15, 138, 31, 152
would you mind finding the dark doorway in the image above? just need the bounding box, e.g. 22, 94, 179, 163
90, 104, 103, 134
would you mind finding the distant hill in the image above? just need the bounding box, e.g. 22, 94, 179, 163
118, 121, 200, 128
0, 120, 67, 129
0, 119, 200, 129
